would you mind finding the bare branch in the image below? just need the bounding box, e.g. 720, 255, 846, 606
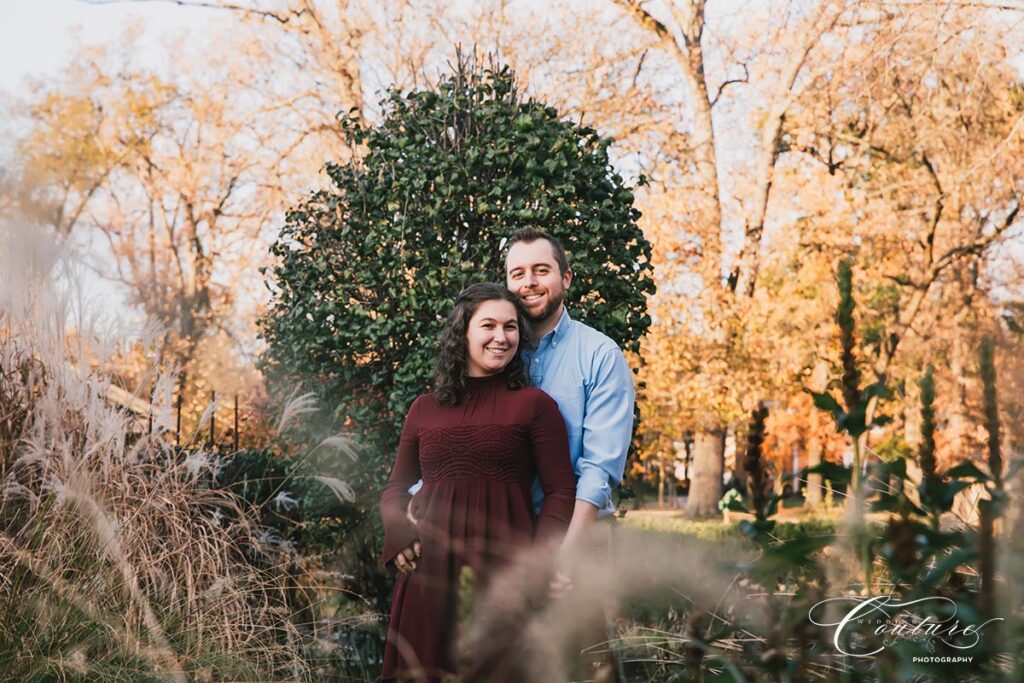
919, 152, 945, 267
880, 1, 1024, 10
611, 0, 676, 46
884, 273, 924, 290
875, 200, 1020, 383
79, 0, 310, 24
631, 49, 649, 89
930, 202, 1020, 277
709, 63, 748, 109
733, 3, 846, 297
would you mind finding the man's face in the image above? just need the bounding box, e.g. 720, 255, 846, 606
505, 239, 572, 324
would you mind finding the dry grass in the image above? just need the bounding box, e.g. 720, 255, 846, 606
0, 222, 309, 681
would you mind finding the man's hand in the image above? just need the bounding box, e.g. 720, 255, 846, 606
550, 500, 600, 597
393, 541, 422, 575
563, 499, 599, 548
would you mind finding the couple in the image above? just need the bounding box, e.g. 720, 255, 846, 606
379, 228, 635, 682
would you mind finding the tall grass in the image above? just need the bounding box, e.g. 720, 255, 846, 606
0, 221, 307, 681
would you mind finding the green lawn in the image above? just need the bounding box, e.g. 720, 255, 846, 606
619, 510, 843, 545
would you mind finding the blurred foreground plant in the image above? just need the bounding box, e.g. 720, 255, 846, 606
0, 223, 308, 681
592, 262, 1021, 682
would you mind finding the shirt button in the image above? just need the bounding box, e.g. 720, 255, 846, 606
552, 341, 558, 348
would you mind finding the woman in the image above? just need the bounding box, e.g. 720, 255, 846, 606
379, 282, 576, 682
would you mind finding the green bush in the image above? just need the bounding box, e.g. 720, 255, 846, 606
260, 54, 653, 511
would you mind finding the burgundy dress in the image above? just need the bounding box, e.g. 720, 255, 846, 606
379, 373, 576, 682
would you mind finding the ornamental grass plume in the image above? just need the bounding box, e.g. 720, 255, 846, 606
0, 221, 307, 680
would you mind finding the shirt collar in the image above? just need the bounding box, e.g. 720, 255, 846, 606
553, 306, 572, 338
537, 306, 572, 347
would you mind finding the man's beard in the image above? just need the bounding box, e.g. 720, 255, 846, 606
523, 290, 564, 324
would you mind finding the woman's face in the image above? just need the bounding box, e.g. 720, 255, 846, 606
465, 299, 520, 377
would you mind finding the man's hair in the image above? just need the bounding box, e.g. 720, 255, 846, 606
506, 227, 570, 276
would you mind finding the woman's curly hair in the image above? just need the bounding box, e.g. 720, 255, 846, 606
434, 283, 528, 406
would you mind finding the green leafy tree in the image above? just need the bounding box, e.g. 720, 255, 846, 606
260, 54, 653, 517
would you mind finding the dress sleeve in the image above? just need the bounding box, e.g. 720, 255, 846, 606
528, 391, 576, 544
379, 396, 423, 567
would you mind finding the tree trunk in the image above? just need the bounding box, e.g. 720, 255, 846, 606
658, 457, 666, 508
846, 431, 868, 515
804, 361, 829, 507
733, 424, 748, 494
685, 429, 725, 518
804, 432, 824, 507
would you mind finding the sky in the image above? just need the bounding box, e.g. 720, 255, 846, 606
0, 0, 215, 94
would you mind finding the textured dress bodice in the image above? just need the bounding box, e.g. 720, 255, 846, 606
419, 424, 532, 483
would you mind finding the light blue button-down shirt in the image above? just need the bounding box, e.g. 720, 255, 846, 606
522, 307, 635, 518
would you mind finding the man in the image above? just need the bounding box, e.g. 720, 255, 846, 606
505, 226, 633, 682
504, 226, 635, 545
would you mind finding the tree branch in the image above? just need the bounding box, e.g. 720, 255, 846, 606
612, 0, 676, 46
929, 202, 1020, 277
80, 0, 310, 24
919, 151, 945, 268
875, 199, 1021, 383
631, 49, 649, 89
709, 63, 749, 108
880, 1, 1024, 10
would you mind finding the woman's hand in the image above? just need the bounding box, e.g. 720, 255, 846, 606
406, 498, 419, 526
549, 568, 573, 598
393, 540, 422, 575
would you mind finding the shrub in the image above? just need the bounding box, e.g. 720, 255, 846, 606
260, 53, 654, 504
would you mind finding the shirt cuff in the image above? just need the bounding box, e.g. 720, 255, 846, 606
576, 466, 611, 510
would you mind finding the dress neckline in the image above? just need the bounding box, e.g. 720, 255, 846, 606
465, 368, 510, 386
